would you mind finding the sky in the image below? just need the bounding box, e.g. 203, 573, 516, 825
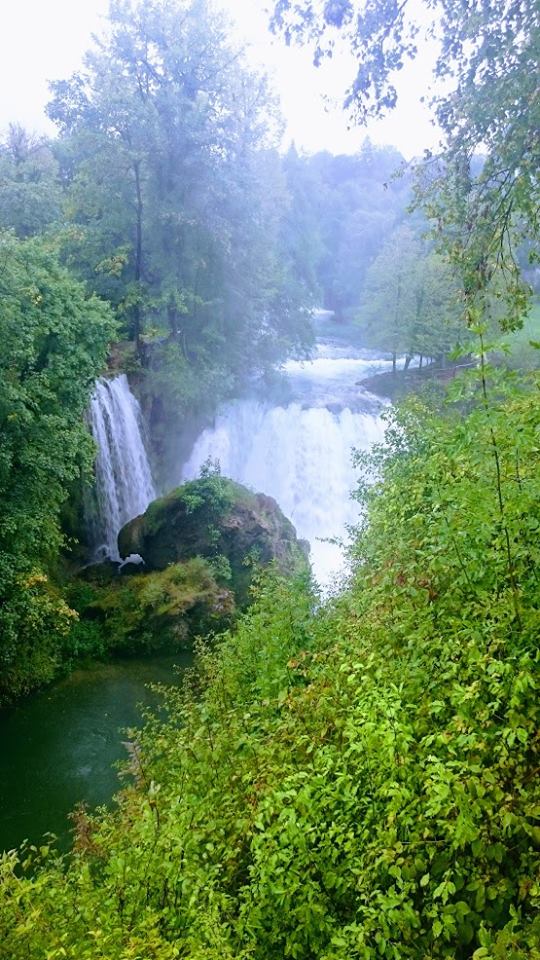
0, 0, 441, 159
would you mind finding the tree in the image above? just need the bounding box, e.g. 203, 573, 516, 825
0, 232, 115, 703
48, 0, 311, 373
323, 143, 408, 316
270, 0, 540, 326
0, 125, 62, 237
359, 224, 466, 368
281, 144, 325, 305
281, 143, 410, 318
359, 225, 419, 368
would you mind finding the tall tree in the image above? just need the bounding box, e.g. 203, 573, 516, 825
359, 224, 419, 368
281, 143, 409, 318
48, 0, 311, 381
271, 0, 540, 325
359, 224, 465, 367
0, 125, 62, 237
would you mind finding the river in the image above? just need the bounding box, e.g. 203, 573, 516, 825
0, 654, 192, 853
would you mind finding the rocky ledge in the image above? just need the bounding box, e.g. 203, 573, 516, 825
118, 474, 310, 606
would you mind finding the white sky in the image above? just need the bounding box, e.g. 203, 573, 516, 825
0, 0, 441, 159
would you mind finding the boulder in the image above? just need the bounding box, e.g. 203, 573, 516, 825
118, 475, 309, 604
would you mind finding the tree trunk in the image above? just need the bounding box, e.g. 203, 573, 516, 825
133, 160, 143, 353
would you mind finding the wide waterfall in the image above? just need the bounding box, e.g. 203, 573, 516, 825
87, 375, 156, 560
183, 340, 392, 585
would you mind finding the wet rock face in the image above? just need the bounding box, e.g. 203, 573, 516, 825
118, 475, 309, 604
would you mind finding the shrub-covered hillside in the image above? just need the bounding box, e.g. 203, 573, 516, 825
1, 368, 539, 959
0, 232, 114, 706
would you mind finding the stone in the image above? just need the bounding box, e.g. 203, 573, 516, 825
118, 475, 309, 605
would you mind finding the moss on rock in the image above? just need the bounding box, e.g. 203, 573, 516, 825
68, 557, 235, 654
118, 474, 310, 605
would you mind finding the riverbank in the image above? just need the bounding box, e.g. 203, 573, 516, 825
359, 361, 472, 401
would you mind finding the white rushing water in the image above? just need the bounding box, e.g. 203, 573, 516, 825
183, 340, 392, 586
87, 375, 155, 560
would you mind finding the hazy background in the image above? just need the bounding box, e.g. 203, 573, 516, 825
0, 0, 440, 157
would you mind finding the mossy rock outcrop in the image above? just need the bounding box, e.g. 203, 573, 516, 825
68, 557, 235, 655
118, 474, 309, 605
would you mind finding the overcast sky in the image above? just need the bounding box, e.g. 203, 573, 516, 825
0, 0, 441, 159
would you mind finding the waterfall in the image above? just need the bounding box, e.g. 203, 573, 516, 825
181, 338, 393, 586
182, 397, 386, 586
86, 375, 156, 561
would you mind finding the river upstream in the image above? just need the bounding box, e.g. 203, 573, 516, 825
0, 332, 394, 853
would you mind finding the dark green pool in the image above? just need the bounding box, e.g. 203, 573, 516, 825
0, 654, 192, 853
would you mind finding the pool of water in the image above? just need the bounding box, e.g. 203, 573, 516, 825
0, 653, 192, 853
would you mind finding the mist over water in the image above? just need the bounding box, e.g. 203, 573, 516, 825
183, 339, 392, 585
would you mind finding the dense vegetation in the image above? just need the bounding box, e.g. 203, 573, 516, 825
0, 233, 114, 703
1, 362, 539, 958
1, 0, 539, 955
282, 143, 409, 316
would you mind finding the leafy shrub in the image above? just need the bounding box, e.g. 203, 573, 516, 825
0, 568, 78, 705
1, 371, 539, 958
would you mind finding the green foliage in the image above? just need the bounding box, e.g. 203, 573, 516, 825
282, 142, 410, 319
0, 232, 115, 705
498, 302, 540, 371
69, 558, 235, 655
1, 371, 539, 958
129, 471, 234, 548
0, 571, 79, 701
357, 224, 468, 364
0, 125, 62, 238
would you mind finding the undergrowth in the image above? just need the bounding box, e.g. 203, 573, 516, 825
1, 368, 539, 959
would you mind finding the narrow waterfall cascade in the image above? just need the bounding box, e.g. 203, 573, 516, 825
183, 340, 393, 586
87, 375, 156, 561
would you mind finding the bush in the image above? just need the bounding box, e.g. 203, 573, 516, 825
1, 371, 539, 958
70, 558, 235, 654
0, 568, 78, 706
